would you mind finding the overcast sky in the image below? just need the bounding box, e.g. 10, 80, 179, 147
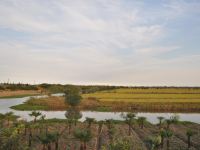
0, 0, 200, 86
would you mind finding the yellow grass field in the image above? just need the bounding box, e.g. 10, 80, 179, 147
82, 88, 200, 103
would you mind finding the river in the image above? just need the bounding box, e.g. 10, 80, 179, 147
0, 95, 200, 124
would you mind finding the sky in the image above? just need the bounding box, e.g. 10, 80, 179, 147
0, 0, 200, 86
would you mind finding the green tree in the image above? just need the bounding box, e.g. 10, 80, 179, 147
65, 109, 82, 133
4, 112, 19, 126
186, 129, 195, 148
74, 129, 92, 150
170, 114, 180, 124
85, 117, 96, 128
37, 133, 55, 150
0, 127, 26, 150
29, 111, 42, 122
122, 113, 136, 136
65, 86, 82, 107
157, 116, 165, 129
165, 119, 172, 129
137, 116, 146, 129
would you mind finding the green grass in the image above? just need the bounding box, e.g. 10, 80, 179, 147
10, 103, 48, 110
94, 106, 112, 112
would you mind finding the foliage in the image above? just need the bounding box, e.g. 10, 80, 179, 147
29, 111, 42, 122
85, 117, 96, 128
109, 138, 132, 150
65, 86, 82, 107
73, 128, 92, 143
137, 116, 146, 129
147, 136, 161, 150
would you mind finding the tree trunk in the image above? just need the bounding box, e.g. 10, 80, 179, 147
69, 124, 71, 134
128, 124, 131, 135
167, 139, 170, 150
159, 120, 162, 129
167, 123, 170, 129
80, 143, 84, 150
55, 140, 58, 150
43, 144, 46, 150
48, 144, 51, 150
84, 142, 87, 150
7, 119, 9, 126
24, 127, 27, 135
29, 130, 32, 147
161, 137, 164, 148
46, 126, 48, 135
188, 136, 191, 148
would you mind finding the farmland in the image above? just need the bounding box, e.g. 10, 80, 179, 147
0, 111, 200, 150
11, 87, 200, 112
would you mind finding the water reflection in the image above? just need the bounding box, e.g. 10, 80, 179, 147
0, 96, 200, 124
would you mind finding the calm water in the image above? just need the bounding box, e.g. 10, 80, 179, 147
0, 96, 200, 124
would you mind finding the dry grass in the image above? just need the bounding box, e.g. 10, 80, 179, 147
82, 88, 200, 103
0, 90, 40, 98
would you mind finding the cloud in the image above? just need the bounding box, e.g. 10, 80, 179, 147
0, 0, 200, 85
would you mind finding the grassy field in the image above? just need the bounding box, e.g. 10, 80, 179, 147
11, 88, 200, 112
82, 88, 200, 103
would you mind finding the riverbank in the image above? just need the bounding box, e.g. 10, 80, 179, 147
11, 95, 200, 112
0, 90, 40, 98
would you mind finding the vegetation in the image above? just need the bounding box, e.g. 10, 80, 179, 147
0, 111, 200, 150
1, 85, 200, 149
10, 87, 200, 112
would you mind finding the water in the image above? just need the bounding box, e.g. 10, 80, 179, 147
0, 96, 200, 124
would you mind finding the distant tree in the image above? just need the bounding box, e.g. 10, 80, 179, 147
105, 119, 114, 129
73, 110, 82, 126
170, 114, 180, 124
74, 129, 92, 150
29, 111, 42, 122
165, 119, 172, 129
85, 117, 96, 128
65, 109, 82, 134
157, 116, 165, 129
122, 113, 136, 136
137, 116, 146, 129
4, 112, 19, 126
65, 86, 82, 107
37, 133, 55, 150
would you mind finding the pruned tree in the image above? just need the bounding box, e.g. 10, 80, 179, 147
137, 116, 146, 129
73, 129, 92, 150
29, 111, 42, 123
